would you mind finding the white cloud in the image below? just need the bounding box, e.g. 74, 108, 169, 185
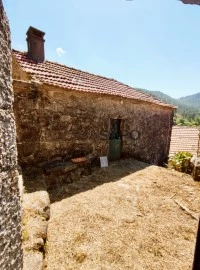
56, 47, 66, 57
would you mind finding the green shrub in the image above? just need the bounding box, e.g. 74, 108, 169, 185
169, 151, 193, 173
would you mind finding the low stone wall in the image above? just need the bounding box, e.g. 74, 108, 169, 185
0, 1, 23, 269
22, 191, 50, 270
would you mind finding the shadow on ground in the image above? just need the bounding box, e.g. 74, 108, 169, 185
21, 158, 151, 203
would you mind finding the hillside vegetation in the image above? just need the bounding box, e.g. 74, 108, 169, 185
138, 88, 200, 126
178, 92, 200, 108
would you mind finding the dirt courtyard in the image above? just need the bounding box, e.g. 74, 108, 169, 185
45, 159, 200, 270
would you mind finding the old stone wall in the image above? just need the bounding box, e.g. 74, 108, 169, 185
0, 1, 23, 269
13, 80, 173, 168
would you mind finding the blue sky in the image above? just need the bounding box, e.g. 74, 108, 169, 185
3, 0, 200, 98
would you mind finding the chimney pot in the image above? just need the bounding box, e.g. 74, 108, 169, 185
26, 26, 45, 63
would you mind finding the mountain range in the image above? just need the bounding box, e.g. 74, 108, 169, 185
137, 89, 200, 112
137, 88, 200, 125
178, 92, 200, 109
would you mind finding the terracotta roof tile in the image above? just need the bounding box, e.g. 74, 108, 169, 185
12, 50, 175, 108
169, 126, 200, 156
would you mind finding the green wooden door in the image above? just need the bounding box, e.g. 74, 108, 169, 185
108, 119, 122, 161
109, 138, 121, 161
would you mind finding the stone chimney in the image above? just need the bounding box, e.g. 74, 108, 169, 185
26, 26, 45, 63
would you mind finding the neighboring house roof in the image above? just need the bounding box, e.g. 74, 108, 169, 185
12, 50, 175, 109
169, 126, 200, 156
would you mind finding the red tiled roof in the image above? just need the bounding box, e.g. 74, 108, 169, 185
12, 50, 175, 108
169, 126, 200, 156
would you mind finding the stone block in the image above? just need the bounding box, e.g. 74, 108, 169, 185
23, 251, 43, 270
23, 191, 50, 220
0, 109, 18, 172
0, 18, 12, 110
0, 170, 23, 269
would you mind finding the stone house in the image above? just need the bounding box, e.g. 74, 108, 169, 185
12, 26, 175, 169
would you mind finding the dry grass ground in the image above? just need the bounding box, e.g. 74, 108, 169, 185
45, 159, 200, 270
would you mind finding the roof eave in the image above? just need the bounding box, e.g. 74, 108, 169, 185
41, 81, 175, 109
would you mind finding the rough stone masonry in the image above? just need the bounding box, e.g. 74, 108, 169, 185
0, 1, 23, 269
